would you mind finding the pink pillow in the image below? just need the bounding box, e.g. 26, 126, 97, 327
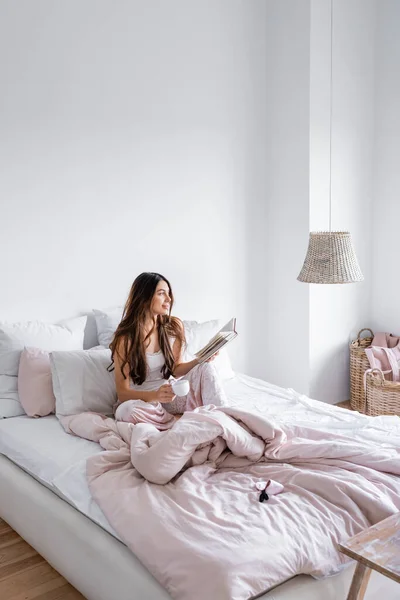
18, 347, 56, 417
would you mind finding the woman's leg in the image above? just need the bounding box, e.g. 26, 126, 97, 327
114, 399, 175, 429
115, 400, 142, 422
162, 363, 228, 415
161, 396, 187, 415
184, 362, 228, 411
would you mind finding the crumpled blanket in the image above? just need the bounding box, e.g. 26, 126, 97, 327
60, 396, 400, 600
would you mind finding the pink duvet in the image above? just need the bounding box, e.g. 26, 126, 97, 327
61, 398, 400, 600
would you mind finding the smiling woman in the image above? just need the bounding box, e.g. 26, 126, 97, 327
108, 271, 225, 420
108, 272, 187, 394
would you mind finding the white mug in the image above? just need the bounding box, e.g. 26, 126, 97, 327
171, 379, 190, 397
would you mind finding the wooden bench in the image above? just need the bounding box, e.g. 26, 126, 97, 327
338, 512, 400, 599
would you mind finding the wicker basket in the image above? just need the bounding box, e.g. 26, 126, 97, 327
349, 328, 374, 412
365, 368, 400, 416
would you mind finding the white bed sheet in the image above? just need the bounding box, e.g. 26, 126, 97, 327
0, 413, 118, 537
1, 373, 400, 600
0, 414, 102, 483
0, 373, 270, 483
0, 374, 273, 540
1, 373, 384, 545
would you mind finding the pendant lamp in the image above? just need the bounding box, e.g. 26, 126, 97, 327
297, 0, 363, 284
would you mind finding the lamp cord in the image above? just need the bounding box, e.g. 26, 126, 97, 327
329, 0, 333, 234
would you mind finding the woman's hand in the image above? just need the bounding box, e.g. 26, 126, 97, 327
155, 383, 176, 403
206, 351, 219, 363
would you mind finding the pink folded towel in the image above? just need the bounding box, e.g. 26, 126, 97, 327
365, 331, 400, 382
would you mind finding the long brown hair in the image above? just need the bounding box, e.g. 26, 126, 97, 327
109, 272, 185, 385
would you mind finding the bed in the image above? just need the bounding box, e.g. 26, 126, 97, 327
1, 372, 400, 599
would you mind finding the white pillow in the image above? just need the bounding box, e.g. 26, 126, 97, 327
0, 317, 87, 419
0, 376, 25, 417
93, 306, 123, 347
51, 347, 117, 418
93, 308, 234, 380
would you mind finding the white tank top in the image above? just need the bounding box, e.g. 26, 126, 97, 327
130, 337, 174, 392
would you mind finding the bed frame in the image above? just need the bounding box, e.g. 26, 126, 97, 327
0, 454, 169, 600
0, 454, 357, 600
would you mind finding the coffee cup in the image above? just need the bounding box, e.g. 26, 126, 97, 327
171, 379, 190, 396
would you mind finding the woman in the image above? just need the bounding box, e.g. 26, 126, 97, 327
110, 272, 226, 424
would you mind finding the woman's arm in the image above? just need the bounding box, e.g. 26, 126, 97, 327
171, 319, 199, 377
173, 354, 218, 377
171, 319, 220, 377
173, 358, 199, 378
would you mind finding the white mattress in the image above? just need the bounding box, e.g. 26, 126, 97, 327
0, 415, 102, 483
0, 375, 267, 538
1, 375, 400, 600
0, 373, 361, 543
0, 414, 119, 537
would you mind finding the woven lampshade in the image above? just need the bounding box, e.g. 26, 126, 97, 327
297, 231, 363, 284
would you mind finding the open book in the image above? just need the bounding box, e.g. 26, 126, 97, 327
195, 318, 238, 363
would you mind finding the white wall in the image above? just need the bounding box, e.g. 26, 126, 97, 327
308, 0, 376, 403
0, 0, 384, 396
246, 0, 311, 394
371, 0, 400, 335
246, 0, 376, 402
0, 0, 270, 371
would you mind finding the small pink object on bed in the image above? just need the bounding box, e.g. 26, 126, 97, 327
18, 347, 55, 417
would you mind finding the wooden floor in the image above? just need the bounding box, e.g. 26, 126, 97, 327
336, 400, 352, 409
0, 519, 84, 600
